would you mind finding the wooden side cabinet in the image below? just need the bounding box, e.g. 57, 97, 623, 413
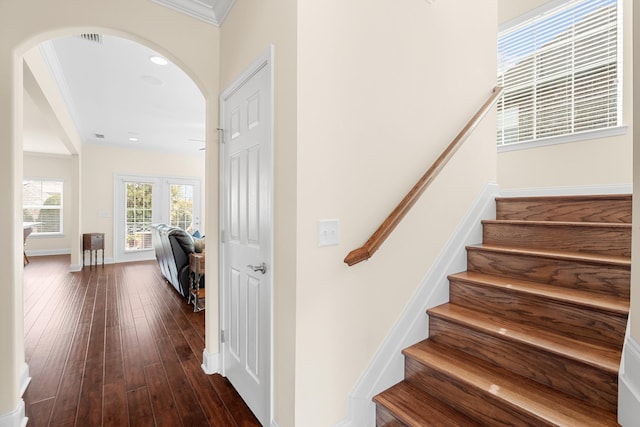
83, 233, 104, 268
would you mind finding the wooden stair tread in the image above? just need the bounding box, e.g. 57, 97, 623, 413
427, 304, 621, 372
374, 381, 483, 426
449, 271, 629, 315
403, 340, 620, 426
467, 244, 631, 266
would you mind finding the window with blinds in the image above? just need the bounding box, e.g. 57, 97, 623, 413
23, 179, 63, 234
497, 0, 621, 146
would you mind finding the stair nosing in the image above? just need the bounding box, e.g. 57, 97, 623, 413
482, 219, 632, 228
373, 381, 481, 426
466, 243, 631, 266
448, 271, 629, 315
403, 340, 618, 426
427, 304, 620, 373
494, 194, 631, 202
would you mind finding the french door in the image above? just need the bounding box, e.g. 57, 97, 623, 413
114, 174, 201, 262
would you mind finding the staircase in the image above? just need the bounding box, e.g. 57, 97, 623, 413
374, 194, 631, 426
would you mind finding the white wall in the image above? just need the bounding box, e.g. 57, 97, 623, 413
81, 144, 205, 262
23, 153, 73, 255
0, 0, 219, 418
497, 0, 633, 190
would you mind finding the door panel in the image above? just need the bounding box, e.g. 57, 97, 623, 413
221, 59, 271, 426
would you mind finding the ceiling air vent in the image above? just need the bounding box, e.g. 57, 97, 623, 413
94, 133, 105, 139
78, 33, 103, 44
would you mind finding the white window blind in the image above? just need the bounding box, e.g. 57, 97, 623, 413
23, 179, 63, 234
497, 0, 621, 146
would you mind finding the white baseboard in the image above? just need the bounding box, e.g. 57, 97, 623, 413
25, 248, 70, 257
19, 364, 30, 397
201, 348, 219, 375
0, 400, 27, 427
338, 182, 499, 427
619, 334, 640, 426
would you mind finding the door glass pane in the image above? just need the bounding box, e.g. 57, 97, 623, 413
170, 184, 194, 232
125, 182, 153, 251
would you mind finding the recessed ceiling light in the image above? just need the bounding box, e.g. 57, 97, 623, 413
149, 55, 168, 66
128, 137, 139, 142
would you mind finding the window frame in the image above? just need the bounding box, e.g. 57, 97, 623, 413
497, 0, 623, 151
22, 178, 64, 236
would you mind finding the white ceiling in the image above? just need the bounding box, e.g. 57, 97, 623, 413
21, 0, 239, 156
34, 34, 206, 155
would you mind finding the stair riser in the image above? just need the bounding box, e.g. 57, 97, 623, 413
466, 248, 630, 298
376, 405, 405, 427
428, 317, 618, 413
449, 280, 627, 348
482, 222, 631, 257
404, 357, 552, 426
496, 197, 632, 223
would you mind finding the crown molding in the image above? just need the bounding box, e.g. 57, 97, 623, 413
152, 0, 235, 26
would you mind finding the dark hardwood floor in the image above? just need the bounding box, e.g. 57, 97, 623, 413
23, 255, 261, 427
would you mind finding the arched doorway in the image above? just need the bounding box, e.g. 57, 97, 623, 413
0, 1, 220, 424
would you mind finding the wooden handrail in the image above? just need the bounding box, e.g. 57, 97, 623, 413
344, 86, 504, 266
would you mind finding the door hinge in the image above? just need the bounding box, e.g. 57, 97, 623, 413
220, 330, 226, 343
221, 229, 226, 243
217, 128, 225, 144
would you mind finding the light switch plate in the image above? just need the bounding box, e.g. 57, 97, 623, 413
318, 220, 340, 246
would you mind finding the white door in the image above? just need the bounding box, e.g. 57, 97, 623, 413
221, 54, 272, 426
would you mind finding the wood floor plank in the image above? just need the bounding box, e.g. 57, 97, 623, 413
48, 368, 82, 426
24, 257, 256, 427
24, 396, 54, 427
121, 325, 147, 391
182, 358, 237, 427
144, 363, 182, 427
209, 374, 261, 427
103, 381, 128, 427
127, 387, 155, 427
161, 359, 209, 425
75, 356, 104, 427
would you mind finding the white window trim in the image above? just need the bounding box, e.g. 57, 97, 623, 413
23, 178, 64, 237
497, 124, 627, 153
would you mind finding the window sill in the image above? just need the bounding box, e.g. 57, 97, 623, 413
497, 126, 628, 153
30, 233, 64, 239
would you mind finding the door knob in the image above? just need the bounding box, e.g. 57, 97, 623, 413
247, 262, 267, 274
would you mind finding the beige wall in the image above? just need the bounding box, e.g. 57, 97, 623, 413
498, 0, 550, 24
0, 0, 219, 415
632, 0, 639, 344
223, 1, 497, 425
497, 0, 633, 190
294, 0, 496, 425
81, 144, 205, 261
23, 153, 74, 254
220, 1, 297, 425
